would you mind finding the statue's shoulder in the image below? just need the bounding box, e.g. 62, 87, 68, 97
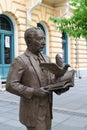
16, 53, 26, 61
13, 52, 29, 67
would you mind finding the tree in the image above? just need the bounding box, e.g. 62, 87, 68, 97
50, 0, 87, 39
50, 0, 87, 78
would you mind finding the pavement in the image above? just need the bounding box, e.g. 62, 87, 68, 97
0, 77, 87, 130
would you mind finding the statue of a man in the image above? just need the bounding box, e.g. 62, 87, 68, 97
6, 27, 70, 130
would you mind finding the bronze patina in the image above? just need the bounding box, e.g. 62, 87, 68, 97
6, 27, 75, 130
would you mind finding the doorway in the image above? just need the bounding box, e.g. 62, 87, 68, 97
0, 15, 14, 79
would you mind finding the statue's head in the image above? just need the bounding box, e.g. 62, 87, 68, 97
24, 27, 45, 55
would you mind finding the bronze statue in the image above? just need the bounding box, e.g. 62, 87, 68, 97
6, 27, 75, 130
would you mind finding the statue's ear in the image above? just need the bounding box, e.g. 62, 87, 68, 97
27, 38, 30, 43
27, 37, 30, 42
27, 38, 31, 45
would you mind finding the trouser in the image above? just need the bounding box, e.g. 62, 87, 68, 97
26, 103, 52, 130
26, 119, 51, 130
26, 118, 51, 130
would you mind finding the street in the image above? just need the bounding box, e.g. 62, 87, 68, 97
0, 77, 87, 130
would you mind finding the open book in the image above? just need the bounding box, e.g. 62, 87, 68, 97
44, 69, 75, 91
40, 53, 76, 91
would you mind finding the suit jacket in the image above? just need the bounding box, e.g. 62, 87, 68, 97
6, 49, 53, 127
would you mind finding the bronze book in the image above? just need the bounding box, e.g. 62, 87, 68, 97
40, 62, 76, 91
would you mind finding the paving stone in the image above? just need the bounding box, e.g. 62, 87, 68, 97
0, 78, 87, 130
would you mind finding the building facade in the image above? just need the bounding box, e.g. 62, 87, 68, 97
0, 0, 87, 80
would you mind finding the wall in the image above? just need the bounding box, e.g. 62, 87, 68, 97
0, 0, 27, 56
27, 4, 63, 62
0, 0, 87, 77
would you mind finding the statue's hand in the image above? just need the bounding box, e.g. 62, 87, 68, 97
33, 87, 49, 97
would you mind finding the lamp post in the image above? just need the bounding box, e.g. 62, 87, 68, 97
75, 38, 81, 79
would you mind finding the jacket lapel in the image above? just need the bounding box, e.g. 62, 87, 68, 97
25, 49, 41, 87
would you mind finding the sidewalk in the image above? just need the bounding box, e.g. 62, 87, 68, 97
0, 77, 87, 130
52, 77, 87, 130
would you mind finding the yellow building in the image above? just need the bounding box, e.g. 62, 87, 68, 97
0, 0, 87, 80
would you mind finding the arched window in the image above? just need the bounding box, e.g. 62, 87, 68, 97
0, 14, 14, 79
37, 23, 46, 54
0, 16, 11, 31
62, 32, 68, 64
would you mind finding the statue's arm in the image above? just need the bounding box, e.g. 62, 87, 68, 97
6, 59, 34, 99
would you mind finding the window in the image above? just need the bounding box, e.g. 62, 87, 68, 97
0, 17, 11, 31
37, 23, 46, 54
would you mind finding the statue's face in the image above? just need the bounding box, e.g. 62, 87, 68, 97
29, 29, 45, 55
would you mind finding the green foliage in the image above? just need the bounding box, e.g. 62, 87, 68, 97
50, 0, 87, 39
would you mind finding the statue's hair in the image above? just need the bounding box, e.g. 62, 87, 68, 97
24, 27, 42, 46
